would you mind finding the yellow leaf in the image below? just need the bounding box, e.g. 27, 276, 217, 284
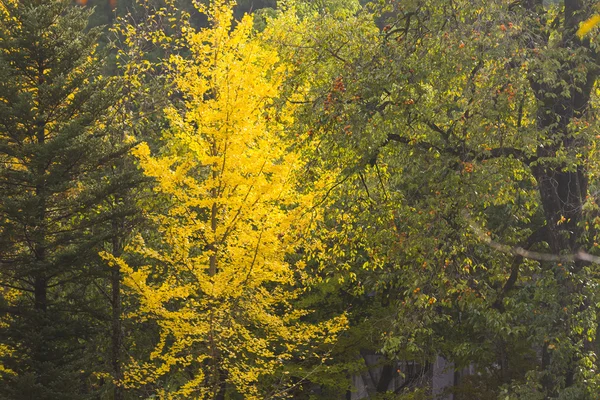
577, 14, 600, 38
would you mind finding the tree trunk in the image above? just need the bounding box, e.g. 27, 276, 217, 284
525, 0, 599, 392
111, 219, 124, 400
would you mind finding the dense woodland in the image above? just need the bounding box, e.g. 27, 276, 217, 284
2, 0, 600, 399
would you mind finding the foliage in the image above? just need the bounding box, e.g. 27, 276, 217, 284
267, 0, 600, 397
4, 0, 600, 398
104, 1, 347, 398
0, 0, 137, 398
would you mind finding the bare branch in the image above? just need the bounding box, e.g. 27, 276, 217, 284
462, 209, 600, 264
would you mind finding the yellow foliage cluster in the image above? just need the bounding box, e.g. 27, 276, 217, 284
578, 14, 600, 37
104, 1, 346, 398
0, 287, 18, 378
0, 0, 16, 22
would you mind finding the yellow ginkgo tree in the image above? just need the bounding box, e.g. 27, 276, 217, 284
104, 1, 346, 398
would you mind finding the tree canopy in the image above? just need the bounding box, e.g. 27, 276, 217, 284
2, 0, 600, 399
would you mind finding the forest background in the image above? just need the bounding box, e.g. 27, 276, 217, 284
2, 0, 600, 399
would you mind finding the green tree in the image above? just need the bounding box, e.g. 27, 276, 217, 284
274, 0, 600, 397
0, 0, 135, 397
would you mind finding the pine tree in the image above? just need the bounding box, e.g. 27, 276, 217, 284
0, 0, 135, 397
